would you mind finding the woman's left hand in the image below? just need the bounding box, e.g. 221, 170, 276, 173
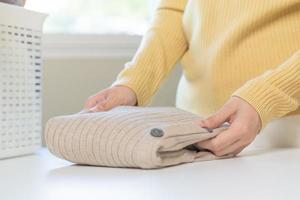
195, 96, 262, 156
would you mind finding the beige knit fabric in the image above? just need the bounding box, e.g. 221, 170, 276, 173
45, 106, 231, 169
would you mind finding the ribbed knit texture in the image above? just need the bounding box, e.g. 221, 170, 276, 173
45, 106, 230, 169
111, 0, 300, 131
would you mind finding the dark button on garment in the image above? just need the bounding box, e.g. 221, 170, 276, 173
150, 128, 164, 137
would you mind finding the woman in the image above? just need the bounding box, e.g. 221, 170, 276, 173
82, 0, 300, 156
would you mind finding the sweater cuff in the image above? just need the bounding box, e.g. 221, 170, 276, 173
231, 51, 300, 131
111, 77, 152, 107
232, 79, 298, 131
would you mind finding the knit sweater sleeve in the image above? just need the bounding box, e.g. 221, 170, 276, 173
111, 0, 188, 106
232, 50, 300, 131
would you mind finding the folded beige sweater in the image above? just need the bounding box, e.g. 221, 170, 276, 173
45, 106, 231, 169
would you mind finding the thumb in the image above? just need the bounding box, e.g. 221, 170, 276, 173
199, 104, 235, 129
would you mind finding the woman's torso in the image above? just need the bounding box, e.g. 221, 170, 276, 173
177, 0, 300, 119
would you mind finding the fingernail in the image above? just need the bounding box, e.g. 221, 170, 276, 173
197, 121, 212, 132
89, 106, 97, 112
206, 128, 213, 133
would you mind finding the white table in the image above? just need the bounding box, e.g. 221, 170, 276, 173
0, 148, 300, 200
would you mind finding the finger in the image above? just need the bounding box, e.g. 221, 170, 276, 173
198, 104, 235, 129
84, 91, 107, 110
84, 97, 103, 110
89, 99, 108, 112
90, 96, 119, 112
214, 139, 247, 156
99, 95, 121, 111
194, 138, 213, 150
195, 124, 241, 153
231, 147, 246, 156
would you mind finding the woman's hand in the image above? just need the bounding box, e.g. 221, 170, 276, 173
81, 85, 137, 112
195, 96, 262, 156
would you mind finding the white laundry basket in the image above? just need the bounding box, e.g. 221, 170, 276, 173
0, 2, 47, 158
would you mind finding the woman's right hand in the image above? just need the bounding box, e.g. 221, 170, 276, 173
81, 85, 137, 113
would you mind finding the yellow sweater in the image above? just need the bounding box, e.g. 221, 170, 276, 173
112, 0, 300, 131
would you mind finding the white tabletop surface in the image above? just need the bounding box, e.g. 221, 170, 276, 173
1, 147, 300, 200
